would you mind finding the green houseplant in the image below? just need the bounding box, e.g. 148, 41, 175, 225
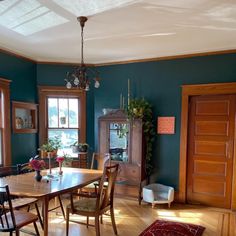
39, 136, 62, 157
127, 98, 155, 176
71, 142, 89, 153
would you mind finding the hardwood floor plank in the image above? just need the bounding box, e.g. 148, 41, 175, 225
1, 198, 235, 235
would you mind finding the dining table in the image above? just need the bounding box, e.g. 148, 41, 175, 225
0, 167, 103, 236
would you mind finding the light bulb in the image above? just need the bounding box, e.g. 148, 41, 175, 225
66, 81, 72, 89
85, 84, 90, 91
94, 80, 100, 88
74, 77, 80, 86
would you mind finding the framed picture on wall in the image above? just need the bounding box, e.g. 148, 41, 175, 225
157, 116, 175, 134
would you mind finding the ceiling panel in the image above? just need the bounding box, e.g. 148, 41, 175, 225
0, 0, 235, 63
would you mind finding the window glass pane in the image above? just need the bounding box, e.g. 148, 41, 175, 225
48, 129, 79, 157
48, 98, 58, 128
59, 98, 68, 128
109, 123, 129, 162
69, 99, 79, 128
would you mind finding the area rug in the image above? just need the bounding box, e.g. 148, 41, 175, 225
139, 219, 205, 236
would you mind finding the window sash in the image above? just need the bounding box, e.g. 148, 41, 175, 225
38, 86, 86, 152
47, 97, 79, 129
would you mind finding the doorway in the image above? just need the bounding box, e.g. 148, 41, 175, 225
178, 82, 236, 210
187, 95, 235, 208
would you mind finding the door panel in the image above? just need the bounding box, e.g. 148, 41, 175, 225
187, 95, 235, 208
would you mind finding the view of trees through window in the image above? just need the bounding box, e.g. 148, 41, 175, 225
47, 98, 80, 157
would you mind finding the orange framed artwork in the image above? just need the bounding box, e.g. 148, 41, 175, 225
157, 117, 175, 134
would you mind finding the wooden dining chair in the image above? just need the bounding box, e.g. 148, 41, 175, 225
0, 185, 40, 236
1, 164, 43, 230
66, 164, 119, 236
78, 152, 110, 197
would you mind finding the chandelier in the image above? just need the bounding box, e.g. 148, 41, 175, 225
65, 16, 100, 91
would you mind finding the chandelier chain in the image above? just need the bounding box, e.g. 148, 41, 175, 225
81, 23, 84, 65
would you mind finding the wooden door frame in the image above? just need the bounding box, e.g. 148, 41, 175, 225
179, 82, 236, 210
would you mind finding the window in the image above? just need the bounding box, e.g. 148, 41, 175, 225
38, 87, 86, 158
47, 97, 80, 156
0, 78, 11, 166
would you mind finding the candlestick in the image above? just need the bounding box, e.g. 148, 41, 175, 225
47, 152, 52, 175
122, 96, 125, 109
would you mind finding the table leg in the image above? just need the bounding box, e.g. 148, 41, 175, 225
43, 196, 49, 236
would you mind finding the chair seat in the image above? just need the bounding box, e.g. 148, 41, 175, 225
85, 181, 99, 189
5, 197, 38, 209
67, 198, 97, 212
0, 210, 38, 230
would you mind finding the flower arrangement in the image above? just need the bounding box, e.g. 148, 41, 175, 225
29, 158, 46, 171
56, 156, 64, 163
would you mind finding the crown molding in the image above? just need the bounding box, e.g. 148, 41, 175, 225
1, 47, 236, 67
95, 49, 236, 67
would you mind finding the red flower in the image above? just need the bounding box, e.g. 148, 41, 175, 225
29, 159, 46, 171
56, 157, 64, 163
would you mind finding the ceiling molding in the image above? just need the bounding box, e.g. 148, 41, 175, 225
95, 49, 236, 67
0, 48, 35, 63
1, 47, 236, 67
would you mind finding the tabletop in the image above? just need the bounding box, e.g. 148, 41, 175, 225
0, 167, 103, 198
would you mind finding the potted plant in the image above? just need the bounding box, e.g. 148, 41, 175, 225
39, 136, 62, 158
71, 142, 89, 153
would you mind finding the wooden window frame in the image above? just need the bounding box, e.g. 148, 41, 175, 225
0, 78, 11, 166
38, 86, 86, 147
179, 82, 236, 210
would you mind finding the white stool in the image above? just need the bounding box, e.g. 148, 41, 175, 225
142, 183, 174, 208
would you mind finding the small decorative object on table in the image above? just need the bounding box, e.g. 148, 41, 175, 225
56, 156, 64, 175
28, 158, 46, 182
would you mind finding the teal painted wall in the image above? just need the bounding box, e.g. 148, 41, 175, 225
1, 50, 236, 191
94, 53, 236, 189
0, 52, 37, 165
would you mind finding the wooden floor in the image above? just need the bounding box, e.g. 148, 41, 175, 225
3, 198, 236, 236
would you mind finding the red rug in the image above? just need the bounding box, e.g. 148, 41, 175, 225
139, 219, 205, 236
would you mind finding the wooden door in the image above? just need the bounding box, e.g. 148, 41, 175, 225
187, 95, 235, 208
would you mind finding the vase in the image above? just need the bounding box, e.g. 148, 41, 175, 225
35, 170, 42, 182
58, 162, 63, 175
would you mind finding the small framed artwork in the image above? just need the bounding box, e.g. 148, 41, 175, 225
157, 116, 175, 134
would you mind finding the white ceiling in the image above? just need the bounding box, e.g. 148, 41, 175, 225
0, 0, 236, 64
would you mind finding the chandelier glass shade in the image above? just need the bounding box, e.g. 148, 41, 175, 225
65, 16, 100, 91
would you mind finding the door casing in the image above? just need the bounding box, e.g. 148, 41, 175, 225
179, 82, 236, 210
